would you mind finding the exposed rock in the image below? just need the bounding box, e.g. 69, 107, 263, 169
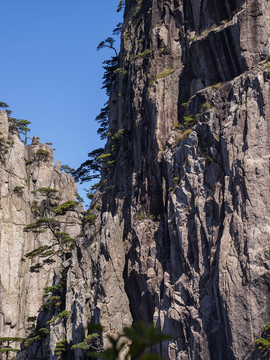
0, 0, 269, 359
61, 0, 268, 359
0, 111, 81, 359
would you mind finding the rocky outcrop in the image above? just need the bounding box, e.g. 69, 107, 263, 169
0, 111, 81, 358
0, 0, 269, 359
60, 0, 269, 359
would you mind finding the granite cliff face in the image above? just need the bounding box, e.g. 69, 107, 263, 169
0, 0, 269, 359
0, 111, 81, 358
61, 0, 269, 358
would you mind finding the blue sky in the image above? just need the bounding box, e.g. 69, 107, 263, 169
0, 0, 123, 202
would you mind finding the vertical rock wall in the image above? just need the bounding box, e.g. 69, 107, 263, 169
0, 111, 81, 359
5, 0, 270, 359
61, 0, 269, 359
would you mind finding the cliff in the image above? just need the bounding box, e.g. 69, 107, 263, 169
66, 0, 269, 358
0, 111, 81, 358
0, 0, 269, 359
63, 0, 268, 358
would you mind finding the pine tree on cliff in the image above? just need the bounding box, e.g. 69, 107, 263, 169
73, 24, 121, 184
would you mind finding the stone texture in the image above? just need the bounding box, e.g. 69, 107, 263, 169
0, 111, 81, 359
65, 0, 269, 359
1, 0, 269, 359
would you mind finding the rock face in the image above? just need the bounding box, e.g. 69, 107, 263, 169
0, 111, 81, 359
0, 0, 269, 359
60, 0, 269, 359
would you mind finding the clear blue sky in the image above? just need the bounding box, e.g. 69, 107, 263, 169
0, 0, 123, 202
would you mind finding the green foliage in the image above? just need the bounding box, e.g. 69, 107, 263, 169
211, 82, 221, 89
37, 187, 59, 197
110, 129, 128, 155
7, 117, 18, 133
96, 153, 112, 161
221, 19, 229, 25
172, 123, 181, 130
44, 284, 62, 294
43, 296, 61, 311
82, 213, 97, 225
36, 149, 50, 160
39, 328, 50, 335
113, 22, 123, 35
23, 190, 77, 271
89, 321, 172, 360
149, 214, 161, 221
46, 310, 70, 325
151, 69, 176, 85
0, 101, 9, 108
73, 148, 104, 183
139, 211, 145, 220
200, 101, 212, 113
135, 49, 151, 59
111, 129, 127, 141
180, 101, 212, 135
91, 181, 101, 191
30, 263, 43, 273
132, 0, 145, 27
17, 119, 31, 134
38, 250, 56, 258
0, 337, 24, 345
182, 129, 193, 140
0, 136, 9, 155
75, 193, 84, 204
114, 68, 127, 75
36, 188, 58, 196
24, 245, 49, 259
8, 117, 31, 144
183, 116, 196, 127
27, 316, 37, 323
97, 37, 118, 57
43, 269, 68, 312
101, 54, 119, 93
87, 192, 95, 200
0, 348, 20, 353
255, 322, 270, 352
107, 160, 116, 168
61, 164, 75, 174
55, 338, 67, 357
23, 217, 58, 232
71, 333, 100, 350
255, 337, 270, 351
181, 100, 191, 108
156, 68, 176, 79
117, 0, 125, 12
53, 200, 78, 215
74, 20, 121, 183
31, 200, 42, 216
23, 327, 49, 349
94, 105, 110, 141
14, 185, 25, 196
24, 335, 41, 348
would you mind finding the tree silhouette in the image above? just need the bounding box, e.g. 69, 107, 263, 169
97, 37, 118, 57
